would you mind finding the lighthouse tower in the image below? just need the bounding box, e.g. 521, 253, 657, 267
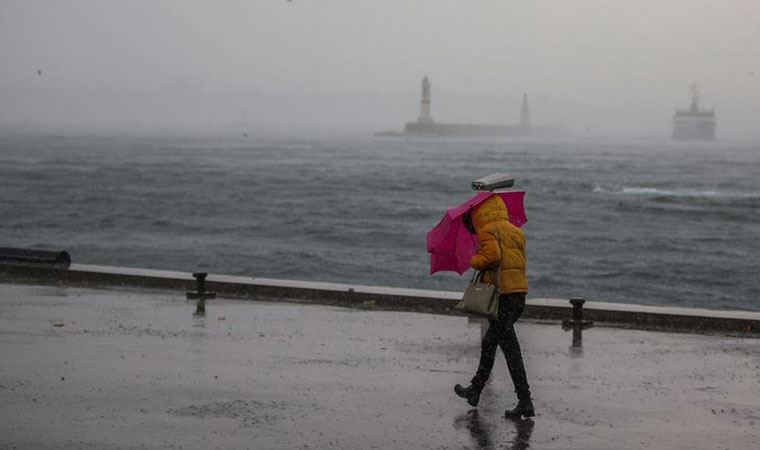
520, 93, 531, 128
418, 75, 434, 124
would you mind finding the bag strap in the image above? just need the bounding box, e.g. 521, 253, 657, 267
471, 228, 503, 288
493, 228, 503, 293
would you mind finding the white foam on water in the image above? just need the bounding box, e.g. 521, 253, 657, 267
615, 187, 759, 199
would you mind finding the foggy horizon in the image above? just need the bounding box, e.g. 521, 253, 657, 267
2, 0, 759, 139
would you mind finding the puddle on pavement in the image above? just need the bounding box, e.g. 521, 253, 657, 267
453, 409, 535, 450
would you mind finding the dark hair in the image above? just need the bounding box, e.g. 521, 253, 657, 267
462, 211, 476, 234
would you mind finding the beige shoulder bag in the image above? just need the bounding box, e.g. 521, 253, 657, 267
454, 229, 502, 321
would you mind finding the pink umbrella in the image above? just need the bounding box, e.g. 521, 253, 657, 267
426, 191, 527, 275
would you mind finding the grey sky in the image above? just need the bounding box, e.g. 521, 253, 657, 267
1, 0, 759, 137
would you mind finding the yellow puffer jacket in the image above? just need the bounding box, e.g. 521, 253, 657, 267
469, 195, 528, 294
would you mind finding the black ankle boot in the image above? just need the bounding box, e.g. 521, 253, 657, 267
505, 398, 535, 418
454, 384, 481, 407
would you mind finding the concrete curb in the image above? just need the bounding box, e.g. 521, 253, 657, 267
1, 262, 758, 336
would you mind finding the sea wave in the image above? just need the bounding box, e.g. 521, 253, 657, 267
594, 185, 760, 200
621, 187, 760, 198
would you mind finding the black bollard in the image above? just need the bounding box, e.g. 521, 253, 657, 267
186, 272, 216, 316
562, 297, 593, 348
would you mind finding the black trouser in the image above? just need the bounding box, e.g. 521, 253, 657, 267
470, 293, 531, 401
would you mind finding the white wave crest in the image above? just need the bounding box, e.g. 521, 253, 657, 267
619, 187, 758, 199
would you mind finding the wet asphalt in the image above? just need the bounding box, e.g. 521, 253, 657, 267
0, 283, 758, 449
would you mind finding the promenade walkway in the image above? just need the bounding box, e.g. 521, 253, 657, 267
1, 283, 758, 449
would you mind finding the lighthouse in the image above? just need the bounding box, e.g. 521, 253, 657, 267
392, 76, 563, 137
418, 75, 434, 124
520, 93, 530, 128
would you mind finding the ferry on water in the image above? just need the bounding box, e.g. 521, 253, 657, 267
673, 84, 716, 140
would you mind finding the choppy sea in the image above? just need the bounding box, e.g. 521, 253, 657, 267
1, 131, 759, 311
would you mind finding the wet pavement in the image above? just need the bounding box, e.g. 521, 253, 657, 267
1, 283, 758, 449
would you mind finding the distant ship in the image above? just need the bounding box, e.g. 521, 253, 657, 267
673, 84, 716, 140
375, 76, 563, 138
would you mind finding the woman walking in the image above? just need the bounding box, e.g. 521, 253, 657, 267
454, 195, 534, 418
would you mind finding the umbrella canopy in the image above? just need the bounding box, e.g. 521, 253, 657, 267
426, 191, 527, 275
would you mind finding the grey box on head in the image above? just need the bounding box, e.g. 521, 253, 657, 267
471, 173, 514, 191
